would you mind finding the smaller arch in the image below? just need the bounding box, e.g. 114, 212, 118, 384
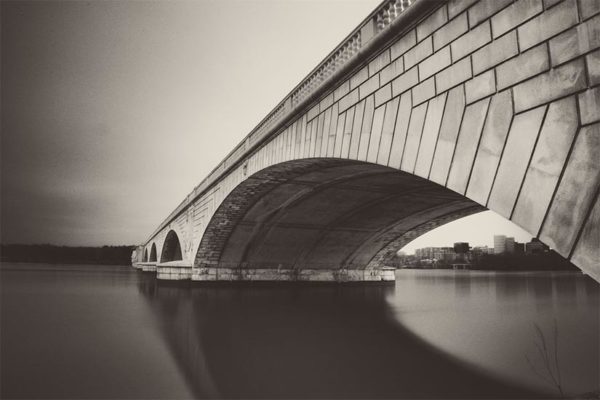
149, 243, 157, 262
143, 248, 148, 262
160, 230, 183, 263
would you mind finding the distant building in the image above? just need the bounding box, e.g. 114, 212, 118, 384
505, 237, 515, 253
472, 245, 494, 255
494, 235, 506, 254
514, 242, 525, 253
453, 242, 470, 253
526, 238, 549, 254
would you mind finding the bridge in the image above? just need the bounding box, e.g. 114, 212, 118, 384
132, 0, 600, 283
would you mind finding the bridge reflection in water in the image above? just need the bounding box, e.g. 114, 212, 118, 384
137, 274, 546, 399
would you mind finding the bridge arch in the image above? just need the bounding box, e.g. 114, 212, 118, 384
161, 230, 183, 263
193, 159, 486, 280
149, 243, 157, 262
143, 248, 148, 262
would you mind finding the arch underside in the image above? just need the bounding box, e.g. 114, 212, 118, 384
194, 159, 484, 280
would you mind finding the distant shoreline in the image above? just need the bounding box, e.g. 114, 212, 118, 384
1, 244, 134, 266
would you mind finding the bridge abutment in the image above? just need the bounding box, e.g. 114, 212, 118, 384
191, 267, 395, 282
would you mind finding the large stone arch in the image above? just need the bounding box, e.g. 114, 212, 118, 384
149, 243, 157, 262
143, 0, 600, 282
160, 230, 183, 263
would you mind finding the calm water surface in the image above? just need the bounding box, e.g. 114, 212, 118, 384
1, 263, 598, 398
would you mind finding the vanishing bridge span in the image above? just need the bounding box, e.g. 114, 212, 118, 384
132, 0, 600, 282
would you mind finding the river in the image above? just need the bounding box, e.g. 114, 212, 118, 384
1, 263, 598, 398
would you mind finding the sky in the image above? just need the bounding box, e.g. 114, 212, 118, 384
1, 0, 533, 248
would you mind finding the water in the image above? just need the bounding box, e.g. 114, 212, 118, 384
1, 263, 598, 398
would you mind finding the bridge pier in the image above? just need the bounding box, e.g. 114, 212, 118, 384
156, 261, 193, 280
191, 267, 396, 282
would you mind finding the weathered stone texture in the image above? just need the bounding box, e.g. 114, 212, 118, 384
435, 57, 472, 93
579, 87, 600, 125
412, 76, 436, 105
588, 49, 600, 86
419, 46, 452, 80
466, 69, 496, 104
404, 37, 433, 70
417, 6, 449, 42
571, 198, 600, 282
448, 0, 478, 19
518, 0, 579, 51
496, 43, 550, 90
468, 0, 512, 28
338, 88, 359, 112
466, 90, 513, 205
580, 0, 600, 19
348, 100, 365, 159
414, 93, 448, 178
359, 75, 380, 100
512, 97, 578, 235
367, 105, 386, 163
430, 86, 466, 185
491, 0, 543, 38
541, 123, 600, 257
391, 29, 417, 61
451, 21, 491, 61
472, 30, 518, 75
350, 66, 369, 90
334, 80, 350, 102
377, 97, 400, 165
549, 14, 600, 65
447, 97, 490, 194
375, 83, 392, 107
357, 96, 376, 161
388, 92, 412, 168
401, 102, 428, 173
380, 57, 404, 85
513, 58, 587, 112
369, 50, 391, 76
392, 66, 419, 96
488, 105, 547, 218
434, 12, 468, 51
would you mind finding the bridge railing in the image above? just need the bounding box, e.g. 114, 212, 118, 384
146, 0, 433, 244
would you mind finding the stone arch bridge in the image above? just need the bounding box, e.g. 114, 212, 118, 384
132, 0, 600, 282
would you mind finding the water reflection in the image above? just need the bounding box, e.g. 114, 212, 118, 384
139, 276, 542, 399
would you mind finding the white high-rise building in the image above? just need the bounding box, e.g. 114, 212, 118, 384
494, 235, 506, 254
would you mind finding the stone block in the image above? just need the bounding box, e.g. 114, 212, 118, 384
391, 29, 417, 60
359, 74, 380, 100
380, 57, 404, 85
404, 37, 433, 70
366, 105, 387, 163
350, 66, 369, 90
543, 0, 562, 8
448, 0, 478, 19
571, 197, 600, 281
412, 77, 436, 105
466, 69, 496, 104
307, 103, 320, 121
513, 58, 587, 113
549, 14, 600, 66
491, 0, 543, 38
446, 97, 490, 194
487, 105, 547, 218
388, 92, 412, 168
334, 80, 350, 102
588, 49, 600, 85
417, 6, 449, 42
451, 21, 492, 61
540, 123, 600, 257
472, 30, 518, 75
377, 96, 400, 165
319, 92, 334, 111
400, 102, 428, 173
414, 93, 448, 178
580, 0, 600, 19
391, 66, 419, 96
512, 96, 579, 235
346, 101, 364, 158
430, 86, 466, 185
465, 90, 513, 205
468, 0, 513, 28
357, 96, 376, 161
435, 57, 472, 93
419, 46, 452, 80
518, 0, 579, 51
338, 88, 359, 112
369, 49, 391, 76
496, 42, 549, 90
579, 87, 600, 125
375, 83, 392, 108
434, 12, 469, 51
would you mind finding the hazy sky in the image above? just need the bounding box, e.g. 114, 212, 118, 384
1, 0, 532, 248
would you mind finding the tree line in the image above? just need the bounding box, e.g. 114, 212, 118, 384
1, 244, 135, 266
